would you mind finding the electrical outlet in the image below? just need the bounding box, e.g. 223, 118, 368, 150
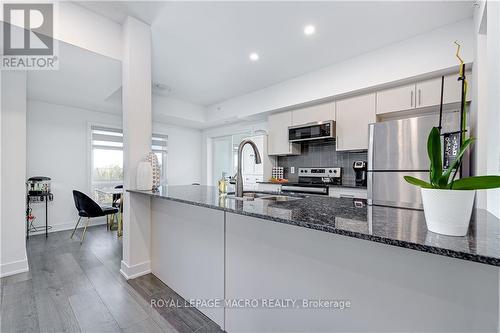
290, 167, 295, 174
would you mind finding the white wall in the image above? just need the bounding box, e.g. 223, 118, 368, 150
485, 1, 500, 218
153, 122, 202, 185
56, 2, 123, 61
473, 1, 500, 218
472, 1, 487, 209
206, 19, 474, 123
27, 100, 122, 232
1, 72, 29, 278
26, 100, 203, 232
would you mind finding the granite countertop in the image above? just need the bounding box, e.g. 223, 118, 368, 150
129, 185, 500, 267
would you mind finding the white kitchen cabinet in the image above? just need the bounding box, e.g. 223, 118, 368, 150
335, 93, 376, 151
443, 71, 472, 104
292, 102, 335, 126
415, 78, 442, 108
377, 72, 472, 114
415, 72, 472, 108
376, 84, 416, 115
151, 199, 225, 327
267, 111, 300, 156
225, 212, 494, 332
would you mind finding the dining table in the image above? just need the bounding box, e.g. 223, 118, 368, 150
95, 187, 123, 237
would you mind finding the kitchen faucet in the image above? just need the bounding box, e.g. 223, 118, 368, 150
236, 139, 262, 197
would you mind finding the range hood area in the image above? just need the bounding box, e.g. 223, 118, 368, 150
288, 120, 335, 142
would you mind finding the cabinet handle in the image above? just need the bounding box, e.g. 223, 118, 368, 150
410, 90, 414, 107
418, 89, 422, 106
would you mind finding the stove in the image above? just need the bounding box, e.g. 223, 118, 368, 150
281, 167, 342, 196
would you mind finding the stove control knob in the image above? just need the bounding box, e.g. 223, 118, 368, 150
333, 169, 337, 174
329, 170, 333, 173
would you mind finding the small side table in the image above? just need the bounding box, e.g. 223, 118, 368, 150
26, 193, 53, 239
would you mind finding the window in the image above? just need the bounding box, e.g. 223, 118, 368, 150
90, 125, 168, 202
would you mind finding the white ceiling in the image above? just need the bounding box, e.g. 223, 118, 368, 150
27, 41, 122, 113
75, 1, 166, 25
65, 1, 473, 109
148, 1, 474, 106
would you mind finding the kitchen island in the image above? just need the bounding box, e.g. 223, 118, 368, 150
128, 185, 500, 332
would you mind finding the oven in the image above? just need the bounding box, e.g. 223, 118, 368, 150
281, 167, 342, 196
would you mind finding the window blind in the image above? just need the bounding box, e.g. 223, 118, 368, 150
91, 125, 123, 150
91, 125, 168, 152
152, 134, 168, 154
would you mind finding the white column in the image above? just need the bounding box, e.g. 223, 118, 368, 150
0, 71, 29, 278
486, 1, 500, 218
120, 16, 153, 279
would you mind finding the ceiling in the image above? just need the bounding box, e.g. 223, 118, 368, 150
75, 1, 473, 108
75, 1, 166, 25
27, 41, 122, 114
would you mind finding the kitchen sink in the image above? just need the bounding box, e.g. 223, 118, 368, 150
227, 192, 304, 202
256, 195, 303, 202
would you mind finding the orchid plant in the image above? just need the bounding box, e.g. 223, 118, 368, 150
404, 127, 500, 190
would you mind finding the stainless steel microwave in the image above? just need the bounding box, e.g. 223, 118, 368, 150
288, 121, 335, 142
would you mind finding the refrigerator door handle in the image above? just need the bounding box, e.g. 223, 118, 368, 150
367, 171, 373, 205
367, 123, 374, 205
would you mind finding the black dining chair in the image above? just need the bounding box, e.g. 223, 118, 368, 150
71, 190, 118, 244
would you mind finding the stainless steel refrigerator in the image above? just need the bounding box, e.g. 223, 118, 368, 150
367, 111, 463, 210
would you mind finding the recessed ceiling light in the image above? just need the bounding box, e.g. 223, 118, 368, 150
249, 52, 259, 62
304, 25, 316, 36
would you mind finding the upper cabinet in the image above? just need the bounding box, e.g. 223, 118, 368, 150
415, 78, 442, 108
376, 84, 415, 115
292, 102, 335, 126
335, 93, 376, 151
443, 72, 472, 104
377, 72, 472, 115
267, 111, 300, 156
266, 71, 471, 154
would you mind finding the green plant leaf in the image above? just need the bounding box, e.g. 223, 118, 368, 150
403, 176, 432, 188
451, 176, 500, 190
427, 127, 442, 187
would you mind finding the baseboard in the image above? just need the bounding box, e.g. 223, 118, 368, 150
120, 260, 151, 280
28, 217, 107, 236
0, 257, 29, 278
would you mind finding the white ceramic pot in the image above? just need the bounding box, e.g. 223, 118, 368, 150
136, 161, 153, 190
421, 188, 476, 237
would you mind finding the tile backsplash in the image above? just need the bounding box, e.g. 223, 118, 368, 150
277, 140, 367, 185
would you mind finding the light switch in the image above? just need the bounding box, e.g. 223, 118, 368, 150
290, 167, 295, 174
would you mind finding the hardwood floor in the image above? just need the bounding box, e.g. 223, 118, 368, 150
0, 225, 224, 333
